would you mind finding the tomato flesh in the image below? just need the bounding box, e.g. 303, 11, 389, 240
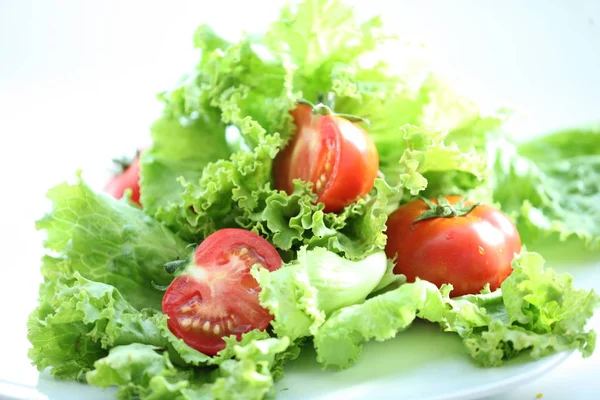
384, 196, 521, 297
274, 104, 379, 212
162, 229, 282, 355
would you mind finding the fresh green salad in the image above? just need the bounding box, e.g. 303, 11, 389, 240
28, 0, 600, 399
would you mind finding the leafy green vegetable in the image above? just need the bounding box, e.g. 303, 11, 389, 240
26, 269, 278, 382
313, 279, 446, 369
314, 252, 598, 369
445, 252, 598, 366
255, 178, 392, 259
253, 247, 388, 340
35, 175, 189, 310
395, 124, 487, 197
140, 112, 231, 219
28, 272, 164, 380
86, 337, 294, 400
489, 129, 600, 249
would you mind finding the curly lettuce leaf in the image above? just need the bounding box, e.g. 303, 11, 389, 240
28, 272, 167, 380
169, 135, 392, 258
35, 175, 189, 310
27, 269, 280, 382
140, 27, 296, 227
334, 71, 503, 187
162, 129, 283, 242
86, 338, 294, 400
268, 0, 393, 99
257, 178, 393, 259
395, 124, 487, 196
253, 248, 388, 341
86, 344, 203, 400
140, 112, 231, 218
489, 129, 600, 249
142, 0, 500, 247
314, 252, 598, 369
445, 252, 598, 366
313, 279, 446, 369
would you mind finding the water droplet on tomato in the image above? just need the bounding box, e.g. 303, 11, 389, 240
445, 232, 455, 240
478, 246, 485, 255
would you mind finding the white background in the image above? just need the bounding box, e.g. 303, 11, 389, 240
0, 1, 599, 399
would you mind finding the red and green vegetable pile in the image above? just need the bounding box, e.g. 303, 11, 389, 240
28, 0, 600, 399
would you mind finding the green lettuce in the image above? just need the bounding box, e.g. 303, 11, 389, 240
140, 112, 231, 219
35, 175, 189, 310
28, 176, 286, 384
489, 128, 600, 249
314, 251, 598, 369
138, 0, 500, 251
253, 247, 388, 341
86, 337, 295, 400
395, 124, 487, 197
313, 279, 446, 369
26, 268, 277, 381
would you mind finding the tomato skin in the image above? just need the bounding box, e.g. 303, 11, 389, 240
384, 196, 521, 297
274, 104, 379, 213
162, 229, 282, 356
104, 156, 141, 206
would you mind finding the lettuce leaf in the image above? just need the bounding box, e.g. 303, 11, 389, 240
253, 248, 388, 341
314, 251, 598, 369
489, 129, 600, 249
395, 124, 487, 197
86, 337, 294, 400
28, 272, 165, 380
35, 175, 189, 310
140, 112, 231, 218
445, 252, 598, 366
313, 279, 446, 369
256, 178, 392, 259
140, 27, 297, 231
27, 269, 281, 382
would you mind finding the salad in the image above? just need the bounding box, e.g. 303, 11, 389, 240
28, 0, 600, 399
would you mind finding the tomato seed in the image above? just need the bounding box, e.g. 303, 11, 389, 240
213, 325, 221, 335
192, 319, 200, 329
203, 321, 211, 332
180, 305, 192, 313
180, 318, 192, 328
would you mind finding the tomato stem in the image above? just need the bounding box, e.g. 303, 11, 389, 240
411, 196, 479, 228
111, 149, 141, 174
296, 98, 316, 108
151, 281, 169, 291
164, 259, 188, 274
295, 98, 371, 126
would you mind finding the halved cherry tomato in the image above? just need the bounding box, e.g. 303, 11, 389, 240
104, 152, 142, 206
384, 196, 521, 297
274, 103, 379, 212
162, 229, 282, 355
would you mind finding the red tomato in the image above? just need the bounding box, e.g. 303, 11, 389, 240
384, 196, 521, 297
104, 155, 141, 206
274, 104, 379, 213
162, 229, 282, 356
